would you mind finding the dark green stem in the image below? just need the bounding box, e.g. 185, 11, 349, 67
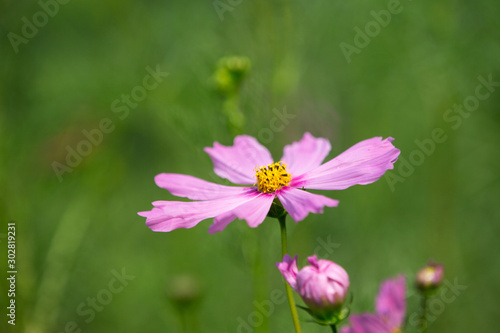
330, 324, 338, 333
278, 214, 302, 333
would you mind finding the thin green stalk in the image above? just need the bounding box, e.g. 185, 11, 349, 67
278, 214, 302, 333
252, 230, 269, 333
330, 324, 338, 333
419, 294, 429, 333
179, 309, 188, 333
29, 201, 91, 332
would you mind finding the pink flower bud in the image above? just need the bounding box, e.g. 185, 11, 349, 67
416, 261, 444, 291
277, 255, 349, 320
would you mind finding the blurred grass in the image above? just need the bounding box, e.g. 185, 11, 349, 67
1, 0, 499, 332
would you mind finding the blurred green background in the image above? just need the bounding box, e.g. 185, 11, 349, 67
1, 0, 499, 332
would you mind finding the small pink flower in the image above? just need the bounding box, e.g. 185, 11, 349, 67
416, 261, 444, 291
340, 276, 406, 333
277, 255, 349, 320
138, 133, 400, 233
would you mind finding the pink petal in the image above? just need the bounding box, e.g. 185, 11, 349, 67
232, 193, 275, 227
339, 326, 355, 333
276, 255, 299, 290
138, 207, 164, 219
291, 137, 400, 190
155, 173, 250, 200
208, 192, 275, 233
307, 255, 319, 267
140, 190, 260, 232
375, 275, 406, 330
349, 314, 391, 333
296, 272, 331, 306
276, 187, 339, 222
315, 258, 350, 290
204, 135, 273, 185
297, 257, 349, 308
208, 211, 237, 234
280, 132, 332, 177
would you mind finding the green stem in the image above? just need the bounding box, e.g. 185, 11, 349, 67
180, 309, 188, 333
330, 324, 338, 333
223, 93, 244, 136
419, 294, 429, 333
278, 214, 302, 333
252, 231, 269, 333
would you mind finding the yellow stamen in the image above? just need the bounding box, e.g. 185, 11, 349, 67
254, 161, 292, 193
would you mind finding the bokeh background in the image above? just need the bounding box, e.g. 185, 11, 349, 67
1, 0, 499, 332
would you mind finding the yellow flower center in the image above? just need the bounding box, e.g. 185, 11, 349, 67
255, 161, 292, 193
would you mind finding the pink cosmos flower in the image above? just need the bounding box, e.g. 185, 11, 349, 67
340, 276, 406, 333
138, 133, 400, 233
277, 254, 349, 320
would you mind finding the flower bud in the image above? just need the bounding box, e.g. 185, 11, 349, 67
212, 56, 251, 96
166, 274, 203, 332
277, 255, 349, 322
416, 261, 444, 292
166, 274, 203, 309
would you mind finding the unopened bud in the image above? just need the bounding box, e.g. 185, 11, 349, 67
416, 261, 444, 292
166, 274, 203, 309
212, 56, 251, 95
277, 255, 350, 324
